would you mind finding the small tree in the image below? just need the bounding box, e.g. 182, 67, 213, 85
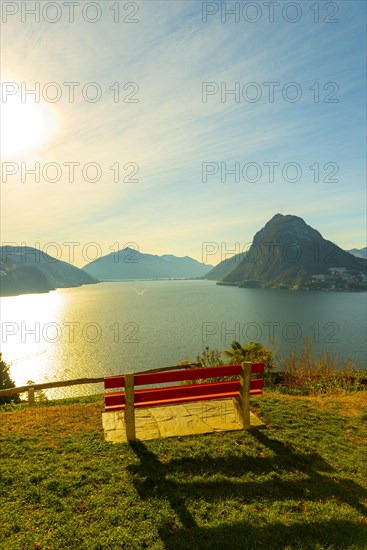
0, 353, 20, 405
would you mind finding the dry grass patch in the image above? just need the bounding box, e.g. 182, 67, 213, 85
263, 390, 367, 418
276, 338, 366, 394
0, 401, 104, 439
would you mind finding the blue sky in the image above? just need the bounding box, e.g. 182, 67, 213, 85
1, 0, 366, 266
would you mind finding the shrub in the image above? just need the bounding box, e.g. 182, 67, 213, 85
277, 338, 366, 394
0, 353, 20, 405
196, 347, 224, 369
191, 342, 274, 384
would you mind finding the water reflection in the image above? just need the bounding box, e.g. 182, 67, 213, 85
0, 290, 66, 386
0, 281, 366, 400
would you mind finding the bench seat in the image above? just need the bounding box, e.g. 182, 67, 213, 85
105, 379, 264, 412
104, 362, 264, 440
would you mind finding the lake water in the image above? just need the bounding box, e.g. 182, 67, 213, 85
1, 280, 366, 399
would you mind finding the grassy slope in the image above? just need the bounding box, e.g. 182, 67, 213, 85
1, 392, 366, 550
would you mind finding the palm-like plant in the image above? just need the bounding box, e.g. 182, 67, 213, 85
222, 341, 274, 372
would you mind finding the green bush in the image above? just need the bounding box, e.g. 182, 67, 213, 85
0, 353, 20, 405
196, 346, 224, 369
192, 342, 274, 384
191, 340, 366, 395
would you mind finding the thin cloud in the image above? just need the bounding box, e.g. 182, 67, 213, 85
1, 1, 365, 263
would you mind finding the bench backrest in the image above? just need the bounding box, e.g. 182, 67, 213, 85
104, 362, 264, 412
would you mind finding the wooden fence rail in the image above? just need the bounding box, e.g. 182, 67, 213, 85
0, 362, 201, 405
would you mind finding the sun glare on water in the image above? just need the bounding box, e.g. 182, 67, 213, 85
1, 291, 67, 387
1, 85, 59, 159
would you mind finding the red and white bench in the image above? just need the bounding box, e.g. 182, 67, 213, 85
104, 362, 264, 441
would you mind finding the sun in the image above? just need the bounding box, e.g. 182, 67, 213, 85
1, 89, 59, 159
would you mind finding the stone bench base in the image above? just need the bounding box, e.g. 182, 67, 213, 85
102, 397, 265, 443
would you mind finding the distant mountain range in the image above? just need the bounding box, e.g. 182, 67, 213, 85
83, 248, 213, 280
203, 214, 367, 291
1, 223, 365, 296
0, 246, 97, 297
347, 247, 367, 259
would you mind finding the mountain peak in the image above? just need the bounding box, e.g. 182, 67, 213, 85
221, 214, 366, 290
84, 250, 213, 280
267, 213, 307, 226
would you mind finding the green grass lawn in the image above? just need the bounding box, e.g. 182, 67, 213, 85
1, 392, 366, 550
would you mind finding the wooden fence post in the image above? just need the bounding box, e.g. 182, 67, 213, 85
124, 373, 136, 441
28, 388, 35, 407
239, 362, 252, 429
